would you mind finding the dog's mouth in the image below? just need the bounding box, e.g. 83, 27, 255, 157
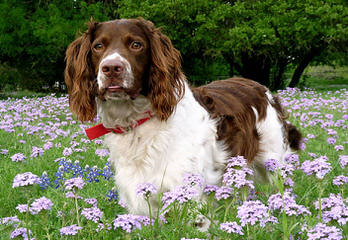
107, 85, 124, 92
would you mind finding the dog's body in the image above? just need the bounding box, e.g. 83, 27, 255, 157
65, 18, 301, 215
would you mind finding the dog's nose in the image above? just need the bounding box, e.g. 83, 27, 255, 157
101, 59, 124, 78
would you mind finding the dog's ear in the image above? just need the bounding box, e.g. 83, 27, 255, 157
65, 21, 98, 122
137, 18, 185, 121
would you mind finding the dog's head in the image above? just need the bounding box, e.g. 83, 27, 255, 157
65, 18, 184, 122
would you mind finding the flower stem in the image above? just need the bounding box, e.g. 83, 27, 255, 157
74, 195, 80, 226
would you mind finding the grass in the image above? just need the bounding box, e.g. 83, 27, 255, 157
0, 88, 347, 239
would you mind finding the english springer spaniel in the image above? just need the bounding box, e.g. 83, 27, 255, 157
65, 18, 301, 216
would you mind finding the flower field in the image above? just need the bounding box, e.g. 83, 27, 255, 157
0, 88, 347, 240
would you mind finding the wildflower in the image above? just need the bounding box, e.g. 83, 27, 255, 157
339, 155, 347, 169
136, 183, 157, 197
301, 156, 332, 179
220, 221, 244, 235
10, 227, 32, 240
43, 141, 53, 150
95, 149, 110, 157
285, 154, 300, 168
223, 167, 254, 189
314, 193, 348, 226
38, 171, 51, 189
64, 177, 85, 190
307, 223, 342, 240
30, 146, 44, 158
215, 186, 233, 200
265, 158, 279, 172
107, 188, 118, 202
334, 145, 344, 151
63, 147, 73, 156
333, 175, 348, 186
161, 185, 199, 210
113, 214, 149, 232
12, 172, 40, 188
183, 173, 204, 187
16, 204, 28, 213
65, 191, 82, 199
1, 149, 8, 155
268, 191, 311, 216
81, 207, 103, 223
102, 162, 113, 181
84, 198, 98, 206
85, 166, 102, 183
237, 200, 278, 227
1, 216, 21, 226
60, 224, 82, 236
203, 185, 218, 194
327, 137, 336, 145
226, 156, 248, 168
11, 153, 26, 162
29, 196, 53, 215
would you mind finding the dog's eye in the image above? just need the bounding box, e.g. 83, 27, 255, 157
130, 41, 142, 50
94, 43, 103, 51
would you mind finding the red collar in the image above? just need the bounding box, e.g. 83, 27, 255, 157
85, 111, 153, 140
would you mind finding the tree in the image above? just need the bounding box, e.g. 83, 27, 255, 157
117, 0, 347, 89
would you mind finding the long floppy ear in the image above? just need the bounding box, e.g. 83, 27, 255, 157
64, 22, 98, 122
138, 18, 185, 121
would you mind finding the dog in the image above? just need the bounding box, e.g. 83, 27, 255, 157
65, 18, 301, 216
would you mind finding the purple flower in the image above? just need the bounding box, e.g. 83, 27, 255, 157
215, 186, 233, 200
60, 224, 82, 236
64, 177, 85, 190
314, 193, 348, 226
63, 147, 73, 156
12, 172, 40, 188
113, 214, 149, 232
29, 196, 53, 215
223, 167, 254, 189
307, 223, 342, 240
1, 216, 21, 226
220, 221, 244, 235
161, 185, 199, 210
10, 227, 32, 240
16, 204, 29, 213
84, 198, 98, 206
237, 200, 278, 227
183, 173, 204, 187
301, 156, 332, 179
333, 175, 348, 186
226, 156, 248, 168
11, 153, 26, 162
107, 188, 118, 202
203, 185, 218, 194
339, 155, 347, 169
268, 191, 311, 216
30, 146, 44, 158
43, 141, 53, 150
95, 149, 110, 157
65, 191, 82, 199
81, 207, 103, 223
334, 145, 344, 151
327, 137, 336, 145
285, 154, 300, 168
1, 149, 8, 155
136, 183, 157, 197
38, 171, 51, 190
265, 158, 279, 172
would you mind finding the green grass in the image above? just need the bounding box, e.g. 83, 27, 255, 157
0, 88, 347, 239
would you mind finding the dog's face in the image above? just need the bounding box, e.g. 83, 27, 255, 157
65, 18, 184, 122
91, 20, 151, 100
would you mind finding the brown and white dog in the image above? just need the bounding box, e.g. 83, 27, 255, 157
65, 18, 301, 215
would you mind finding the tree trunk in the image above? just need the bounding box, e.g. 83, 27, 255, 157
289, 48, 322, 88
240, 52, 271, 87
272, 58, 288, 90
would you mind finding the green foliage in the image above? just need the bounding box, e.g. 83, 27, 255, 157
0, 0, 347, 91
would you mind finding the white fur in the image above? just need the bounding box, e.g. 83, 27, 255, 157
97, 51, 134, 89
100, 82, 228, 215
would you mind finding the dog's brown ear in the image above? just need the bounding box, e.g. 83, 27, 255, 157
137, 18, 185, 121
65, 21, 98, 122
